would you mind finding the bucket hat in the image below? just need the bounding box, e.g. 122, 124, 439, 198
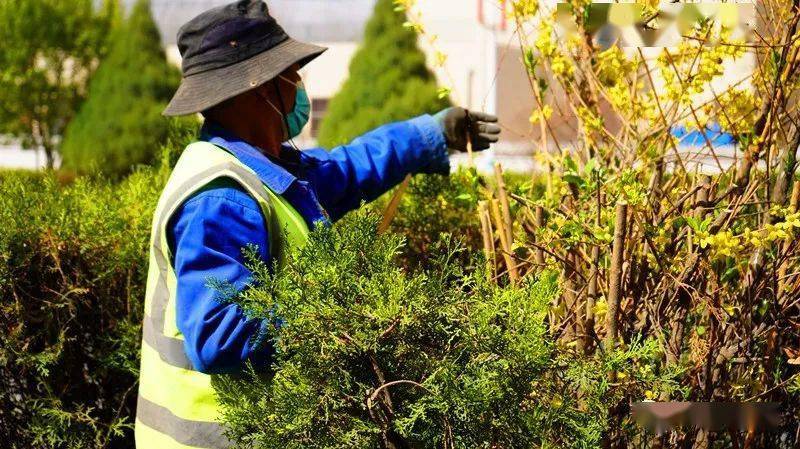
163, 0, 327, 116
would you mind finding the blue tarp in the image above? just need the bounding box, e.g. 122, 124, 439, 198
672, 123, 736, 147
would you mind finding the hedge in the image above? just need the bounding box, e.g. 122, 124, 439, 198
0, 167, 164, 448
0, 153, 498, 448
215, 211, 678, 449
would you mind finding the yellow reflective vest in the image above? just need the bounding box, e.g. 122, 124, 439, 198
135, 141, 309, 448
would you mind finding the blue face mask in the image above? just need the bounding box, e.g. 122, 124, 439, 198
285, 85, 310, 139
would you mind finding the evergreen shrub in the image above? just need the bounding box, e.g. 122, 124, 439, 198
372, 169, 546, 270
372, 169, 484, 269
60, 0, 179, 178
0, 115, 196, 448
216, 212, 679, 448
0, 165, 166, 448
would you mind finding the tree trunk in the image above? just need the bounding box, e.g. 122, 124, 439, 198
43, 143, 55, 170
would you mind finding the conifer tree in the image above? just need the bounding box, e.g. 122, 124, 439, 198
60, 0, 179, 177
316, 0, 449, 147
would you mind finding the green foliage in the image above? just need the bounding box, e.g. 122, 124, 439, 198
216, 212, 678, 448
60, 0, 180, 178
371, 168, 545, 270
0, 166, 166, 448
0, 153, 681, 447
0, 0, 116, 168
316, 0, 449, 147
371, 169, 484, 269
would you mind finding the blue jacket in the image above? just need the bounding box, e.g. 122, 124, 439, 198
167, 116, 448, 373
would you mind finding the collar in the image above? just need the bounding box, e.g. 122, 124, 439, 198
199, 122, 297, 194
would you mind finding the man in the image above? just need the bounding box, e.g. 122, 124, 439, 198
135, 1, 500, 448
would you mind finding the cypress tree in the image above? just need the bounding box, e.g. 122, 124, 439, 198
60, 0, 179, 177
316, 0, 449, 148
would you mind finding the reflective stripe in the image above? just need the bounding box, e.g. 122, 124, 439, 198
148, 270, 170, 333
142, 315, 193, 370
136, 394, 230, 449
138, 342, 218, 421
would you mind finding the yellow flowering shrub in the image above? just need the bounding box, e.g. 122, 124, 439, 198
409, 1, 800, 446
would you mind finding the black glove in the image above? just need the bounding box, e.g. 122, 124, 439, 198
434, 107, 501, 152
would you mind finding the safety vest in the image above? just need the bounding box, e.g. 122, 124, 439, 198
135, 141, 310, 449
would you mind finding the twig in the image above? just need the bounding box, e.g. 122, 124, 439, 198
379, 175, 412, 234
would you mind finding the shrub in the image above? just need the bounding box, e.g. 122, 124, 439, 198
426, 2, 800, 446
216, 212, 680, 448
384, 1, 800, 445
60, 0, 179, 178
371, 168, 545, 271
316, 0, 449, 147
369, 169, 484, 269
0, 166, 166, 448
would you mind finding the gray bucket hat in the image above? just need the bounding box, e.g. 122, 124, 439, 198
163, 0, 327, 116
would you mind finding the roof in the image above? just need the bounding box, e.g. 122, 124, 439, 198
133, 0, 376, 45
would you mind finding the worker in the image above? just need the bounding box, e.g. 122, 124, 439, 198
135, 1, 501, 448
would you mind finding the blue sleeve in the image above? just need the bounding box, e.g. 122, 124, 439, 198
302, 114, 448, 221
167, 182, 272, 374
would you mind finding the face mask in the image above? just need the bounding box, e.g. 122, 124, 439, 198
285, 85, 310, 139
264, 78, 311, 141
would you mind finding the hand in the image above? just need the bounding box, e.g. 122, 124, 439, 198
434, 107, 501, 152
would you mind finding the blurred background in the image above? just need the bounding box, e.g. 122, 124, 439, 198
0, 0, 756, 174
0, 0, 541, 173
256, 0, 538, 162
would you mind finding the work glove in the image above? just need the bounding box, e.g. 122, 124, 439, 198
434, 107, 501, 152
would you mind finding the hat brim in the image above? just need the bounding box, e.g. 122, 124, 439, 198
163, 38, 327, 116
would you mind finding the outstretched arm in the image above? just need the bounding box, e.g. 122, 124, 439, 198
301, 115, 447, 221
302, 109, 500, 222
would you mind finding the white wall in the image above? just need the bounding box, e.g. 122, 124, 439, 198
300, 43, 358, 99
0, 142, 56, 170
414, 0, 495, 112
